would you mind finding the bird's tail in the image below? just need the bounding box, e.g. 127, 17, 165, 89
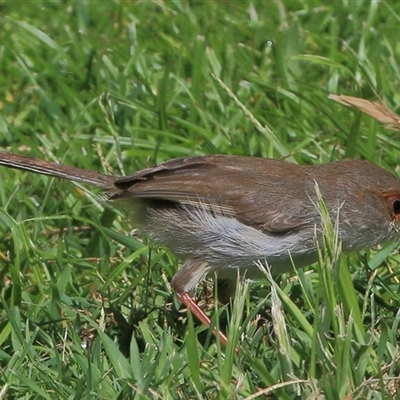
0, 151, 115, 188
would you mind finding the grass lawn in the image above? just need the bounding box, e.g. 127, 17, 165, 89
1, 1, 400, 399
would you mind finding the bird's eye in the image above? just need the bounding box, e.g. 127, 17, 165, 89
393, 199, 400, 214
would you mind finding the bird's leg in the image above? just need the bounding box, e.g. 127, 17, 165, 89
175, 290, 228, 347
172, 258, 229, 347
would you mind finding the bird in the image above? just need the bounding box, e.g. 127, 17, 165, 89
1, 151, 400, 346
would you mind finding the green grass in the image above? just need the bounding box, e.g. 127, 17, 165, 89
1, 1, 400, 398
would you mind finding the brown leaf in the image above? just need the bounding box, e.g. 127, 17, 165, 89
328, 94, 400, 128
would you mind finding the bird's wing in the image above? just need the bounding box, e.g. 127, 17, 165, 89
112, 155, 317, 233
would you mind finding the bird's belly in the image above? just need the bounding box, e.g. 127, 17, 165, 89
141, 205, 318, 277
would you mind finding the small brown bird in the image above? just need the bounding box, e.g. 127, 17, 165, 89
1, 151, 400, 345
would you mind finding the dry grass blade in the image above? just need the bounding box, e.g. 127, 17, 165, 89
328, 94, 400, 129
244, 380, 310, 399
